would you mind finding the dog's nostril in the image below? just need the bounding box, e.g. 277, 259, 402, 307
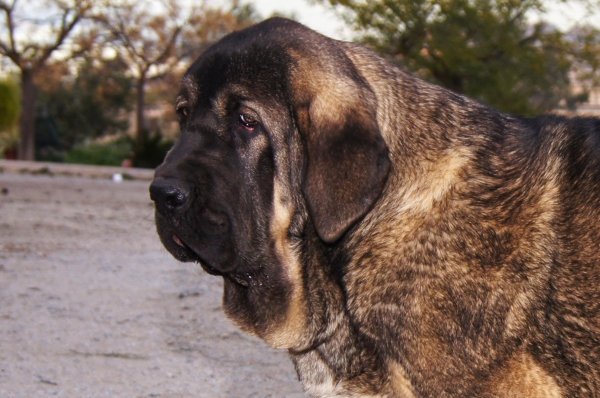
150, 178, 191, 212
165, 190, 187, 208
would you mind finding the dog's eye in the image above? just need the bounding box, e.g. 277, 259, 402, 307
239, 114, 258, 131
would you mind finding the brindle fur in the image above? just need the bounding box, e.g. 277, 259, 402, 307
151, 18, 600, 397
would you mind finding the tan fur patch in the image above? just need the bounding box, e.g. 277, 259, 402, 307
397, 149, 469, 215
289, 48, 365, 130
262, 179, 308, 349
388, 361, 416, 398
310, 85, 356, 126
492, 353, 562, 397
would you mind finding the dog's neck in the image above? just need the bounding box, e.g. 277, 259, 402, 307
288, 227, 393, 396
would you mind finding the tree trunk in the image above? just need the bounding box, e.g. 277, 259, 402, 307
19, 69, 37, 161
135, 76, 147, 150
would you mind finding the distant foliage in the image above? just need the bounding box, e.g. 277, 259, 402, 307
569, 24, 600, 106
132, 131, 174, 169
0, 79, 21, 132
318, 0, 593, 116
37, 56, 133, 150
0, 0, 95, 160
65, 137, 133, 166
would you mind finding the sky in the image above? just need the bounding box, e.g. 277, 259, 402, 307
1, 0, 597, 75
226, 0, 598, 40
534, 1, 597, 29
230, 0, 350, 39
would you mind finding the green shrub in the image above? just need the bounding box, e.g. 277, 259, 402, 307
0, 128, 19, 156
132, 130, 173, 169
0, 79, 20, 132
66, 137, 133, 166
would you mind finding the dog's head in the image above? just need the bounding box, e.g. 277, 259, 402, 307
150, 18, 390, 347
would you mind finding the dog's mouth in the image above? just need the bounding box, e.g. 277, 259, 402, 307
170, 233, 222, 276
170, 232, 253, 288
155, 210, 253, 288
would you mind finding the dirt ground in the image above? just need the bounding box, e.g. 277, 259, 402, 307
0, 166, 307, 397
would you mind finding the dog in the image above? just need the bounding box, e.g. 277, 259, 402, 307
150, 17, 600, 397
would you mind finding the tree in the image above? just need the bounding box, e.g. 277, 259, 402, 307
94, 0, 260, 151
36, 54, 133, 150
317, 0, 581, 116
0, 0, 94, 160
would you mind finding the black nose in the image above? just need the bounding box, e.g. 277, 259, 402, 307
150, 178, 191, 215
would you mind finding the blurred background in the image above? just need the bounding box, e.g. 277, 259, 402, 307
0, 0, 599, 167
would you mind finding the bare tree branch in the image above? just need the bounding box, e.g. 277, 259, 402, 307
151, 25, 181, 65
0, 0, 93, 71
0, 0, 20, 64
38, 1, 92, 68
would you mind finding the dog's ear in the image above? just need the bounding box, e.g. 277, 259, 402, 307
294, 69, 391, 243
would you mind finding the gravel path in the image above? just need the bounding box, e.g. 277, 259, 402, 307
0, 167, 307, 398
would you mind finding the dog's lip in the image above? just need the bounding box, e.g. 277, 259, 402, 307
172, 234, 186, 248
172, 233, 223, 276
171, 233, 251, 287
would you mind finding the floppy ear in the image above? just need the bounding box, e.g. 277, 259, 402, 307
297, 81, 391, 243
